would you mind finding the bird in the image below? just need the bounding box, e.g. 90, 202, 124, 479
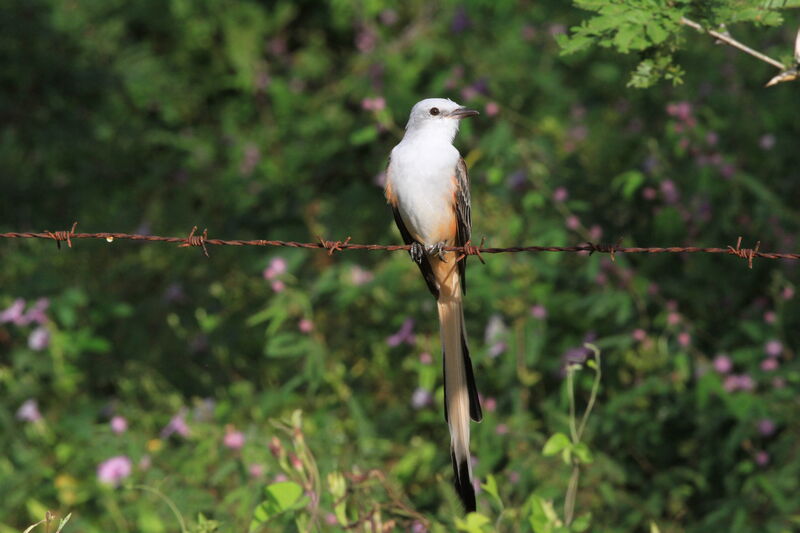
384, 98, 482, 512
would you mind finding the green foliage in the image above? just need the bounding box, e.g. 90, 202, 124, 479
3, 0, 800, 532
558, 0, 795, 86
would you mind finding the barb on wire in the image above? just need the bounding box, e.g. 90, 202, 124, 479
179, 226, 209, 257
1, 225, 799, 267
45, 221, 78, 250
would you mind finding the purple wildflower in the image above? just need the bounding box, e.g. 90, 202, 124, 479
298, 319, 313, 333
97, 456, 133, 486
162, 410, 190, 438
0, 299, 26, 325
223, 426, 245, 450
451, 6, 472, 33
249, 463, 265, 478
755, 451, 770, 466
530, 305, 547, 320
761, 358, 779, 371
110, 416, 128, 434
263, 257, 287, 280
757, 419, 776, 436
386, 318, 415, 347
28, 327, 49, 351
552, 187, 568, 203
764, 340, 782, 358
411, 387, 432, 409
713, 355, 732, 374
16, 399, 42, 422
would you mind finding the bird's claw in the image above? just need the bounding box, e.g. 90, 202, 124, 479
410, 242, 426, 264
428, 242, 448, 262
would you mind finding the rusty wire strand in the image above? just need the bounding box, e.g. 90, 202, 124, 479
1, 223, 799, 269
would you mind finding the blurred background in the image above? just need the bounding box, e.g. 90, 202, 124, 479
1, 1, 799, 531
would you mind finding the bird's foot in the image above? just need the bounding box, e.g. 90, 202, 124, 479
427, 241, 448, 262
410, 242, 426, 264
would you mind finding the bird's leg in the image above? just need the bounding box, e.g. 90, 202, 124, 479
410, 242, 426, 264
427, 241, 448, 262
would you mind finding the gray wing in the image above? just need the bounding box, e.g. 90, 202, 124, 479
454, 157, 471, 294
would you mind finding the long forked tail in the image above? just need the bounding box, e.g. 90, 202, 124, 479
438, 278, 482, 512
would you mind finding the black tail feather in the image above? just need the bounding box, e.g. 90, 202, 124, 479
451, 451, 476, 512
442, 334, 483, 423
462, 332, 482, 422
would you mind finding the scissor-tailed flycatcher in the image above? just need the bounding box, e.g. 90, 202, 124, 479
385, 98, 482, 511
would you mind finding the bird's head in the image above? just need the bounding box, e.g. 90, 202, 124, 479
404, 98, 479, 142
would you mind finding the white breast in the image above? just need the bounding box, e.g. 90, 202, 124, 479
389, 138, 460, 246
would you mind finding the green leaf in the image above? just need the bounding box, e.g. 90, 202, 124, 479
543, 432, 571, 456
573, 442, 594, 464
481, 474, 503, 509
349, 125, 378, 146
571, 512, 592, 532
455, 512, 491, 533
250, 481, 305, 528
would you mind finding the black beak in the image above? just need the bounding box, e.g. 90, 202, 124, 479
449, 107, 480, 119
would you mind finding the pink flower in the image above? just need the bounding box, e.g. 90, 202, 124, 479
24, 298, 50, 325
28, 327, 49, 350
565, 215, 580, 230
642, 187, 657, 200
764, 311, 777, 324
489, 341, 507, 358
110, 416, 127, 434
249, 463, 265, 478
660, 180, 679, 204
325, 513, 338, 526
411, 388, 432, 409
349, 266, 374, 285
782, 286, 794, 300
761, 358, 779, 371
485, 102, 500, 116
483, 397, 497, 413
530, 305, 547, 320
263, 257, 287, 280
224, 426, 245, 450
271, 280, 285, 293
97, 456, 133, 486
386, 318, 415, 347
419, 352, 432, 365
759, 134, 776, 150
16, 399, 42, 422
0, 298, 26, 325
755, 451, 769, 466
589, 225, 603, 241
757, 419, 776, 436
361, 96, 386, 111
678, 332, 691, 347
632, 329, 647, 342
764, 340, 783, 358
495, 424, 509, 435
724, 374, 755, 392
713, 355, 732, 374
273, 473, 288, 483
667, 312, 681, 326
552, 187, 568, 203
161, 410, 190, 438
298, 319, 313, 333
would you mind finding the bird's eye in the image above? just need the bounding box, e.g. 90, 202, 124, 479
429, 107, 440, 116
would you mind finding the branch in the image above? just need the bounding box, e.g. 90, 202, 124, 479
680, 16, 786, 70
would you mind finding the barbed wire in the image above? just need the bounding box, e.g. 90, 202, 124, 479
2, 222, 799, 269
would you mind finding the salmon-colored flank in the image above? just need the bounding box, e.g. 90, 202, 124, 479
385, 180, 397, 207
